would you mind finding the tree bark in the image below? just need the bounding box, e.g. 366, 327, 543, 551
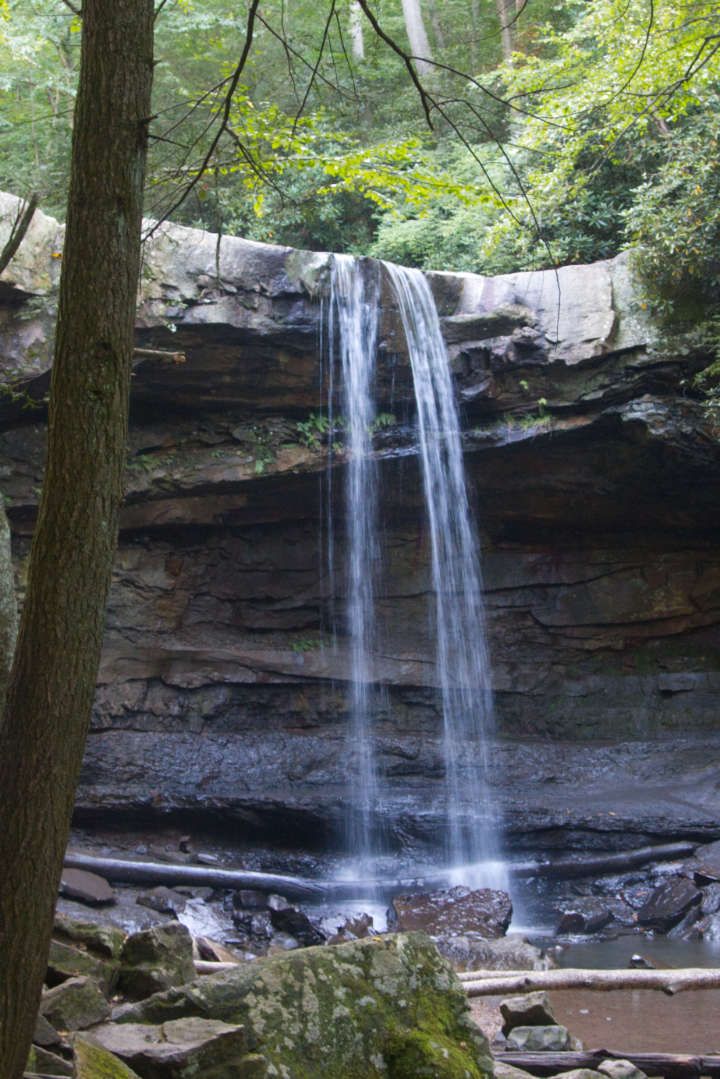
0, 495, 17, 715
350, 1, 365, 61
495, 0, 514, 61
495, 1052, 720, 1079
462, 968, 720, 997
400, 0, 434, 75
0, 3, 153, 1076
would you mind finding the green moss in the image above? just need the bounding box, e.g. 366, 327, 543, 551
386, 1028, 486, 1079
116, 933, 492, 1079
73, 1039, 142, 1079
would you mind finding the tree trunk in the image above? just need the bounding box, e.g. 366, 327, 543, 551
0, 3, 153, 1075
400, 0, 434, 75
496, 1052, 720, 1079
495, 0, 514, 61
350, 1, 365, 61
462, 968, 720, 997
0, 495, 17, 715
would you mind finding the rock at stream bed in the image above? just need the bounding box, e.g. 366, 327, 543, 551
500, 992, 557, 1036
598, 1059, 648, 1079
60, 869, 116, 907
505, 1024, 576, 1051
85, 1017, 248, 1079
115, 932, 493, 1078
636, 876, 701, 932
389, 886, 512, 939
119, 923, 195, 1000
74, 1037, 143, 1079
40, 977, 111, 1032
556, 899, 613, 935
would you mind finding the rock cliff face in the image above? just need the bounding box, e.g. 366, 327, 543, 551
1, 192, 719, 857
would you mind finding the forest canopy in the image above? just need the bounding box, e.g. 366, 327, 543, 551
0, 0, 718, 317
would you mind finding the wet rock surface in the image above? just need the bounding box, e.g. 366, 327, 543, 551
390, 886, 513, 938
1, 194, 719, 856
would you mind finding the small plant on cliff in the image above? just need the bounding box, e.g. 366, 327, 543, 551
296, 412, 332, 450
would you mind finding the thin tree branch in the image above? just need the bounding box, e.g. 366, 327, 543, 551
0, 194, 39, 277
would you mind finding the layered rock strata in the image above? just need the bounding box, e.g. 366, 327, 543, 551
1, 192, 718, 856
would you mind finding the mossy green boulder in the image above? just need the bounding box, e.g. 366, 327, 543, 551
74, 1037, 143, 1079
116, 932, 492, 1078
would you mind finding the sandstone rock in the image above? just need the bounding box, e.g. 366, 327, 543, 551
267, 901, 325, 946
86, 1017, 248, 1079
60, 869, 115, 907
552, 1071, 605, 1079
494, 1063, 537, 1079
691, 840, 720, 884
119, 924, 195, 1000
695, 912, 720, 941
115, 932, 493, 1078
136, 887, 187, 916
505, 1025, 574, 1052
500, 992, 556, 1036
33, 1013, 62, 1048
556, 899, 612, 935
53, 915, 126, 959
700, 882, 720, 915
390, 886, 512, 939
435, 933, 550, 972
40, 977, 111, 1032
26, 1044, 73, 1076
598, 1059, 648, 1079
195, 937, 242, 965
636, 877, 701, 931
47, 939, 118, 995
74, 1037, 143, 1079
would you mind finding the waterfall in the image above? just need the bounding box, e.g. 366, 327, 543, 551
384, 263, 506, 890
328, 255, 505, 890
328, 255, 381, 877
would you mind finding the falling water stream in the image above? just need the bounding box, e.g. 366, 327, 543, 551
329, 255, 506, 891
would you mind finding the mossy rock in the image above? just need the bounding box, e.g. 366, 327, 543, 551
26, 1044, 73, 1076
48, 938, 119, 995
119, 923, 195, 1000
54, 914, 126, 960
386, 1027, 486, 1078
116, 932, 493, 1079
74, 1038, 142, 1079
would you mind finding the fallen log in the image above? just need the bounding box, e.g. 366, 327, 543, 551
63, 852, 327, 901
509, 841, 697, 880
495, 1050, 720, 1078
63, 839, 698, 903
463, 967, 720, 997
194, 960, 239, 975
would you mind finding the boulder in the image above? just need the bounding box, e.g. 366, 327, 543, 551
115, 932, 493, 1078
119, 923, 195, 1000
494, 1064, 537, 1079
500, 992, 556, 1036
136, 888, 187, 916
690, 840, 720, 883
267, 899, 325, 947
47, 939, 118, 995
33, 1013, 62, 1048
390, 887, 512, 939
696, 912, 720, 942
25, 1045, 73, 1076
85, 1017, 248, 1079
39, 977, 111, 1032
434, 933, 550, 972
59, 869, 115, 907
74, 1037, 143, 1079
505, 1025, 575, 1052
636, 877, 701, 931
700, 883, 720, 915
53, 915, 126, 960
598, 1059, 648, 1079
556, 899, 612, 935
